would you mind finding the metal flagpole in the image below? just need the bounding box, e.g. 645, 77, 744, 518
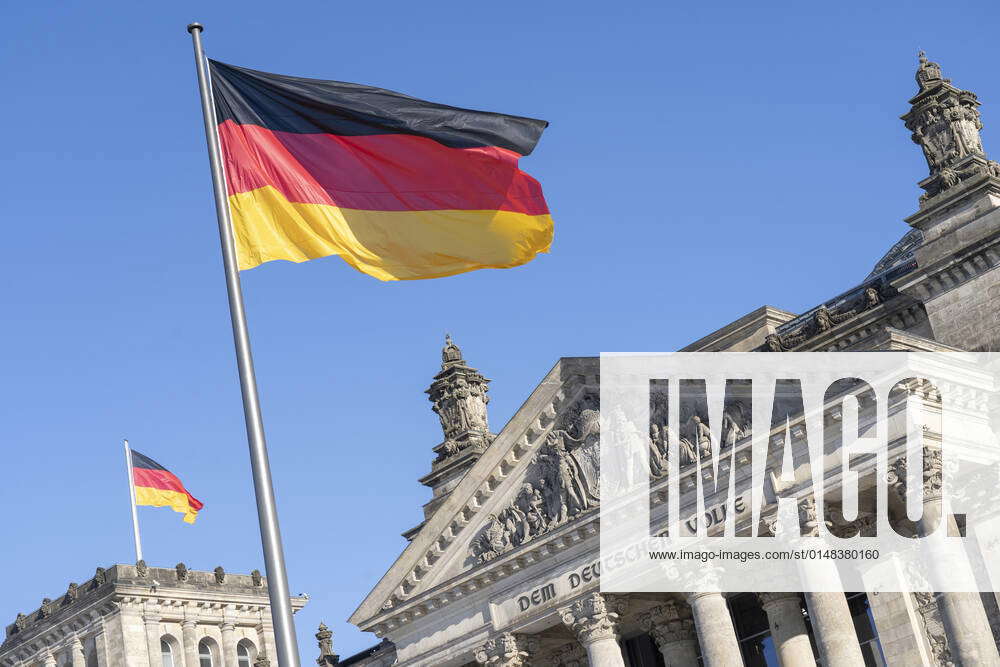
186, 22, 301, 667
123, 439, 143, 563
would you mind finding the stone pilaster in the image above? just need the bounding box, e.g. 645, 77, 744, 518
473, 632, 539, 666
889, 450, 1000, 666
638, 600, 699, 667
70, 636, 85, 667
182, 618, 199, 667
758, 593, 815, 667
221, 621, 238, 667
142, 613, 161, 667
685, 592, 742, 667
41, 650, 56, 667
560, 593, 628, 667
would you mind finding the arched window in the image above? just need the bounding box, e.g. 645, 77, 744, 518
237, 640, 255, 667
160, 639, 175, 667
198, 639, 216, 667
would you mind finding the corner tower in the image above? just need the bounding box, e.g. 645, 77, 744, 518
897, 53, 1000, 351
410, 336, 495, 531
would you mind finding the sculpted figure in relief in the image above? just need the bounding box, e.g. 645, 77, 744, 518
648, 424, 667, 478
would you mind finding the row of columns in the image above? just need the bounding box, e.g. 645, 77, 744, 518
22, 631, 95, 667
473, 589, 873, 666
142, 612, 254, 667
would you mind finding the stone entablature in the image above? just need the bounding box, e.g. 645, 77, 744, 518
0, 564, 307, 667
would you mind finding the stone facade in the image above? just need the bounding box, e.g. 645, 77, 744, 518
337, 54, 1000, 666
0, 564, 307, 667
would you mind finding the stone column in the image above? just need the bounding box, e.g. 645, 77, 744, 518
144, 614, 162, 667
93, 627, 109, 667
758, 593, 815, 667
560, 593, 628, 667
473, 632, 539, 666
638, 600, 699, 666
70, 636, 86, 667
221, 622, 238, 667
800, 593, 864, 667
890, 449, 1000, 666
182, 619, 200, 667
686, 592, 743, 667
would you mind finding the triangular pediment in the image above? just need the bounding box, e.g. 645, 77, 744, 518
349, 357, 600, 630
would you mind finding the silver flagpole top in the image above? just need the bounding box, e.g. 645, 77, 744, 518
187, 22, 203, 33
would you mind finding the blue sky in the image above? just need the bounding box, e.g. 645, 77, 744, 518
1, 0, 997, 658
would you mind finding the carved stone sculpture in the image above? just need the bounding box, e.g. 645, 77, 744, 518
135, 560, 148, 578
560, 593, 627, 645
426, 335, 494, 463
469, 402, 601, 563
903, 52, 992, 204
251, 569, 263, 587
38, 598, 53, 619
175, 563, 189, 582
639, 600, 697, 648
65, 582, 78, 603
13, 613, 26, 632
474, 632, 538, 666
214, 566, 226, 584
316, 622, 339, 666
888, 446, 944, 503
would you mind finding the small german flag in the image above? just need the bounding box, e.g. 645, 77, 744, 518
208, 60, 553, 280
131, 450, 204, 524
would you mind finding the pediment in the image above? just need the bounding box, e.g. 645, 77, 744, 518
349, 357, 600, 631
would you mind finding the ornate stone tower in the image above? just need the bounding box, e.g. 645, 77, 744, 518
897, 53, 1000, 351
901, 51, 1000, 206
409, 335, 495, 532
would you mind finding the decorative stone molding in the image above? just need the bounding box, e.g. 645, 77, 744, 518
559, 593, 628, 645
638, 600, 696, 647
473, 632, 538, 666
913, 592, 954, 666
887, 447, 945, 503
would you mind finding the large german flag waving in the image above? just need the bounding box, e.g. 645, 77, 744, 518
131, 450, 204, 524
208, 60, 553, 280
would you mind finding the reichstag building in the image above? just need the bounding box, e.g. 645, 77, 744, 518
341, 54, 1000, 667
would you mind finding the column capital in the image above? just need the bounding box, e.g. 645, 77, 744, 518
888, 447, 945, 502
757, 592, 801, 608
220, 622, 236, 632
182, 618, 198, 629
559, 592, 628, 645
473, 632, 538, 666
638, 600, 696, 647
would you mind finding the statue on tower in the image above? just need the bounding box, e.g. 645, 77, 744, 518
426, 335, 494, 464
902, 52, 1000, 205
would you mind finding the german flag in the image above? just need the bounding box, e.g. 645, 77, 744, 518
131, 450, 204, 524
208, 60, 553, 280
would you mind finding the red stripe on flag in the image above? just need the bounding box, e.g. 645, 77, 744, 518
218, 120, 549, 215
133, 468, 204, 511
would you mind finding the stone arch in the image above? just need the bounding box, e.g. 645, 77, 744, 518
159, 634, 182, 667
198, 636, 222, 667
236, 638, 257, 666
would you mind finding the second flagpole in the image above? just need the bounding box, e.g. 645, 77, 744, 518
186, 22, 301, 667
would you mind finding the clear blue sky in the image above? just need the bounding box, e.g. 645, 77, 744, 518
1, 0, 996, 658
